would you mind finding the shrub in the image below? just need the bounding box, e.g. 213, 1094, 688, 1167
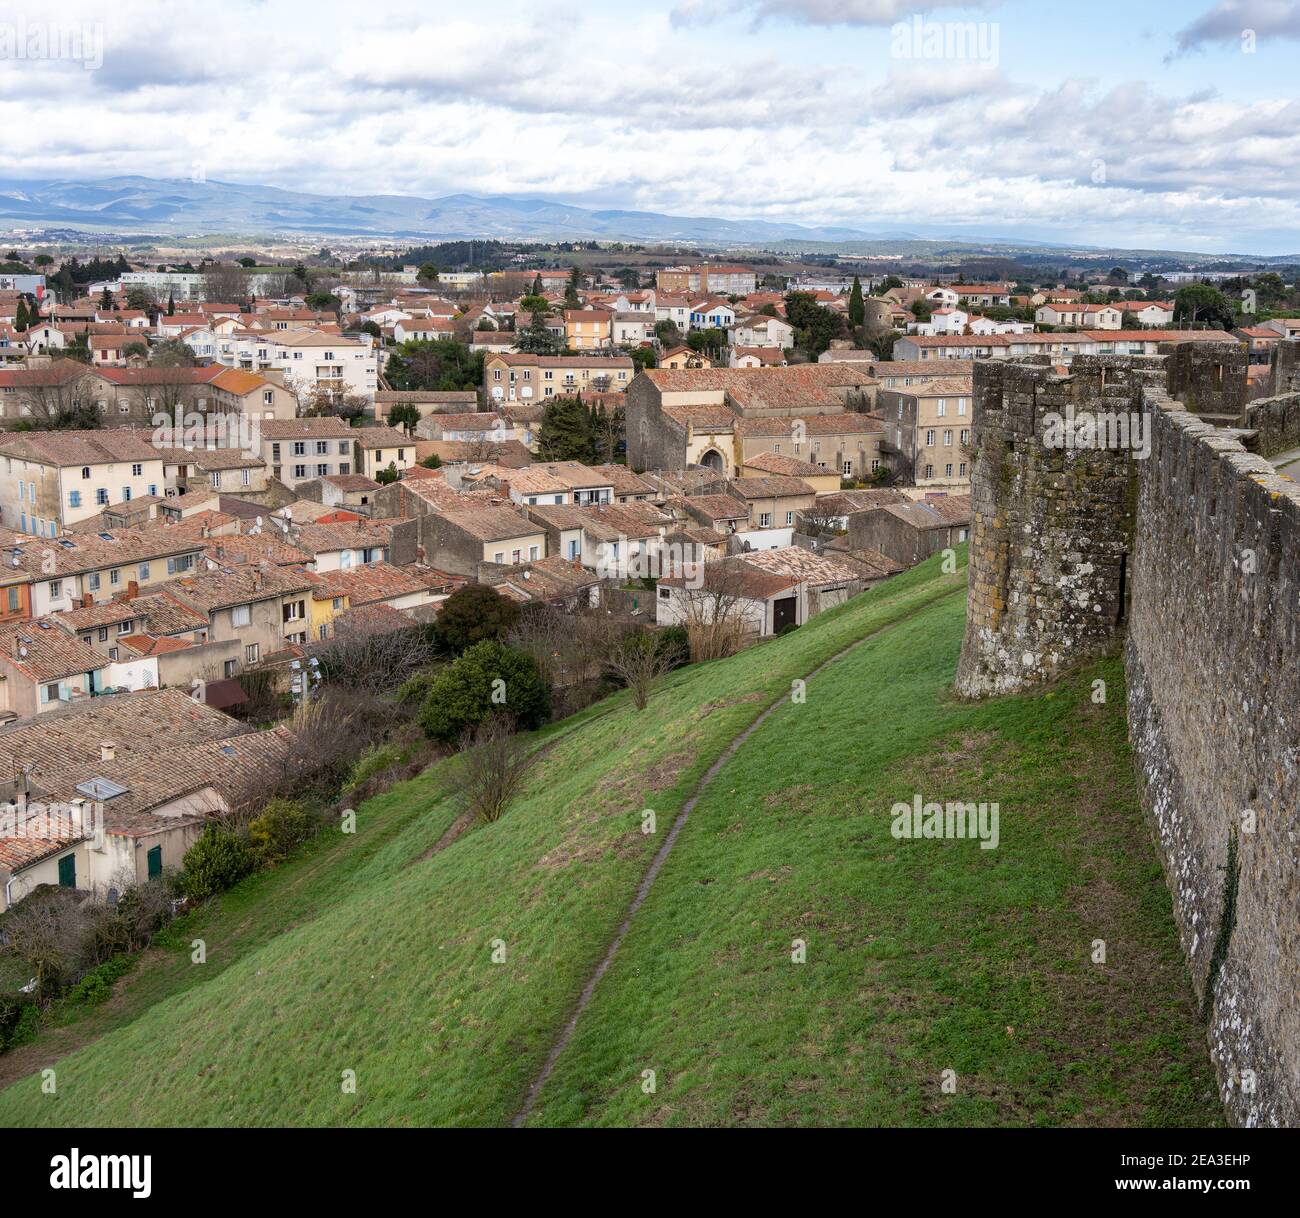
0, 995, 38, 1050
348, 743, 408, 789
433, 585, 520, 654
656, 625, 691, 669
420, 641, 550, 743
182, 825, 255, 900
247, 798, 316, 865
66, 955, 132, 1006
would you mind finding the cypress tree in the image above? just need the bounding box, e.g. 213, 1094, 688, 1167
849, 275, 865, 329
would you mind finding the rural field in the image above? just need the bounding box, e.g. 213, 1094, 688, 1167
0, 553, 1220, 1127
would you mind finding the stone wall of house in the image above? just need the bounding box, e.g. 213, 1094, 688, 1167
952, 355, 1165, 697
1125, 392, 1300, 1127
626, 377, 688, 472
955, 344, 1300, 1125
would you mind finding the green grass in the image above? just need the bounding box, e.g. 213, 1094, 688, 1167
0, 551, 1219, 1126
525, 597, 1220, 1126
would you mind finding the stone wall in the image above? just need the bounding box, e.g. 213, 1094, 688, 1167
1161, 340, 1249, 424
1243, 391, 1300, 458
953, 355, 1164, 697
955, 344, 1300, 1125
1125, 395, 1300, 1127
625, 376, 689, 472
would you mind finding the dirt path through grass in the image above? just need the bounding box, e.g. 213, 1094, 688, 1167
509, 595, 960, 1126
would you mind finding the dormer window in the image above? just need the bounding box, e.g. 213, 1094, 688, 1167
81, 466, 91, 479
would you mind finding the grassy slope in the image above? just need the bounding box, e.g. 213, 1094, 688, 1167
0, 558, 963, 1126
527, 597, 1221, 1126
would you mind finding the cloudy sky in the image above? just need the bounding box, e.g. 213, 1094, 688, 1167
2, 0, 1299, 254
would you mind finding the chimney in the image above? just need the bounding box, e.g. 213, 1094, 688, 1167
82, 592, 94, 608
100, 741, 115, 763
127, 580, 139, 599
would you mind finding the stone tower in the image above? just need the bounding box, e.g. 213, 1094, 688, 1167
953, 354, 1166, 698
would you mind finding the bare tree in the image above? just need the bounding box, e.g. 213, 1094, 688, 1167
798, 503, 845, 541
202, 263, 252, 304
679, 561, 753, 662
593, 621, 678, 710
507, 603, 584, 689
313, 617, 437, 697
458, 716, 535, 823
1, 891, 84, 1000
9, 366, 98, 428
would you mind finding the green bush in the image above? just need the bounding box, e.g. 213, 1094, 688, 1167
433, 585, 520, 654
182, 825, 255, 900
657, 625, 691, 669
348, 743, 407, 789
0, 995, 37, 1050
247, 799, 316, 865
66, 956, 132, 1006
419, 641, 550, 743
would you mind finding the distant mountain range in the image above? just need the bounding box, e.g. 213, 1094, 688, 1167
0, 176, 1292, 263
0, 176, 921, 244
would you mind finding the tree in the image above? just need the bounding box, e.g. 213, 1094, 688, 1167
678, 561, 755, 661
385, 338, 482, 391
530, 273, 543, 296
564, 266, 582, 309
1174, 284, 1234, 330
375, 461, 400, 485
537, 394, 596, 462
166, 291, 175, 316
848, 275, 865, 329
182, 825, 255, 900
202, 263, 250, 304
418, 262, 439, 284
599, 627, 677, 710
32, 253, 53, 267
14, 298, 27, 331
124, 286, 156, 313
519, 293, 550, 315
10, 365, 97, 428
99, 287, 114, 311
388, 402, 421, 434
313, 614, 437, 696
150, 338, 196, 367
784, 291, 846, 357
237, 256, 257, 268
306, 290, 341, 313
516, 310, 564, 356
419, 452, 443, 469
458, 716, 536, 824
434, 584, 520, 653
910, 298, 934, 323
419, 641, 550, 742
591, 399, 624, 463
630, 345, 656, 373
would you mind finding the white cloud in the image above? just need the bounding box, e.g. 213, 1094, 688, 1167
1173, 0, 1300, 54
0, 0, 1295, 251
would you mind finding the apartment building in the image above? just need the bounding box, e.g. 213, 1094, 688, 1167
256, 418, 357, 491
877, 377, 973, 490
214, 329, 379, 400
0, 429, 165, 534
483, 353, 635, 402
0, 526, 206, 617
656, 264, 758, 295
564, 310, 613, 350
